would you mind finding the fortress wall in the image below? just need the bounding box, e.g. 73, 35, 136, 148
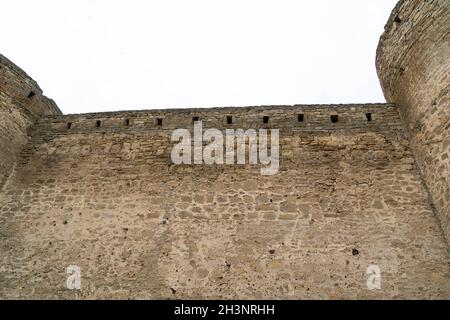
376, 0, 450, 242
1, 104, 449, 299
0, 54, 61, 190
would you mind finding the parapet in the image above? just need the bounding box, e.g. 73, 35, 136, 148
37, 103, 400, 134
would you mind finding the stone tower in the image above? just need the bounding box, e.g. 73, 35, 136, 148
376, 0, 450, 244
0, 54, 61, 189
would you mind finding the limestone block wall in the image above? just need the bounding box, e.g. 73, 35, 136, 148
1, 104, 449, 299
376, 0, 450, 242
0, 54, 61, 190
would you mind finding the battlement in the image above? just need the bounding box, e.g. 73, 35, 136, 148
37, 103, 399, 134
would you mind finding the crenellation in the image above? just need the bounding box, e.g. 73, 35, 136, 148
35, 103, 401, 135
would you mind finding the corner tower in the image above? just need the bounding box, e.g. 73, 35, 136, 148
0, 54, 61, 189
376, 0, 450, 243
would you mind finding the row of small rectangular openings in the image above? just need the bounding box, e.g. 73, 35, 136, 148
296, 113, 373, 123
190, 113, 373, 124
67, 113, 373, 129
89, 119, 153, 128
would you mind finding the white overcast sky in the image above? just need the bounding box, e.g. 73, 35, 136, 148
1, 0, 397, 114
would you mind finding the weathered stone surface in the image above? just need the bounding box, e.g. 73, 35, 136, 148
377, 0, 450, 243
0, 54, 61, 189
0, 0, 449, 299
0, 103, 448, 299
